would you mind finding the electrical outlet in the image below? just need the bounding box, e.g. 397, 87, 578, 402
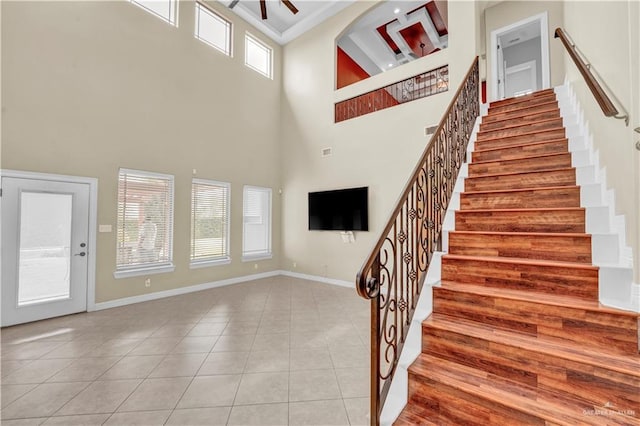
254, 264, 258, 270
293, 262, 297, 268
144, 278, 151, 288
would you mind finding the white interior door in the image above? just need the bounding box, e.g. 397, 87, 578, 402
2, 176, 90, 326
490, 12, 550, 102
505, 60, 537, 98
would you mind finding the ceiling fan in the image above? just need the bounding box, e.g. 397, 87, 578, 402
229, 0, 299, 20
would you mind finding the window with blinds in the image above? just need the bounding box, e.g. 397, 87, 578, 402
195, 2, 232, 56
115, 169, 174, 277
190, 179, 231, 267
242, 185, 272, 260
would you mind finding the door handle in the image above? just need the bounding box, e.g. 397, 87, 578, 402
74, 252, 86, 257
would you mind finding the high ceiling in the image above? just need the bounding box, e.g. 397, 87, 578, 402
220, 0, 355, 45
337, 1, 448, 77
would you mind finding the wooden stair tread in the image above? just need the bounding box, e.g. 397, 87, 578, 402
489, 88, 555, 107
464, 166, 575, 180
406, 353, 639, 426
437, 280, 638, 319
423, 314, 640, 376
470, 151, 570, 166
462, 185, 579, 196
482, 99, 558, 124
473, 137, 569, 155
477, 116, 564, 136
443, 253, 599, 271
480, 106, 560, 127
449, 230, 589, 238
489, 94, 558, 112
456, 206, 584, 213
477, 126, 564, 142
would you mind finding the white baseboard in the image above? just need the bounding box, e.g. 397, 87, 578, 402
90, 270, 282, 311
279, 270, 354, 288
90, 269, 355, 312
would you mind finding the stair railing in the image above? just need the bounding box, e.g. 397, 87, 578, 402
356, 57, 479, 425
554, 27, 629, 126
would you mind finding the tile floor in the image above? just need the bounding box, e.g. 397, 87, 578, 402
1, 276, 371, 425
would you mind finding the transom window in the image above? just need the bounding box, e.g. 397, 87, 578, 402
115, 169, 175, 278
195, 2, 232, 56
129, 0, 177, 26
245, 33, 273, 79
190, 179, 231, 267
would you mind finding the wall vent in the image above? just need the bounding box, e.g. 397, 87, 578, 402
321, 147, 332, 157
424, 125, 438, 136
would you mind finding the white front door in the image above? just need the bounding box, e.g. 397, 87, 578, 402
1, 176, 91, 326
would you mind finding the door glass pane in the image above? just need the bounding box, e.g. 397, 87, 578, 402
18, 192, 72, 306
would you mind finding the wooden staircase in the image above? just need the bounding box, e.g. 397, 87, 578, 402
395, 89, 640, 425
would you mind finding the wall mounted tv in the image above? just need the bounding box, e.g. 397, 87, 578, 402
308, 186, 369, 231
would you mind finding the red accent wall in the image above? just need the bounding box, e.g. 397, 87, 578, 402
337, 47, 370, 89
482, 80, 487, 104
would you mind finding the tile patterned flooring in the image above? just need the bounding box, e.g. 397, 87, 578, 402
1, 276, 371, 425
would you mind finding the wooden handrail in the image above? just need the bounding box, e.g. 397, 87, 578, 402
554, 27, 620, 119
356, 57, 479, 300
355, 57, 479, 425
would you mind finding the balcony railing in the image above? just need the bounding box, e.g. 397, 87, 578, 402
335, 65, 449, 123
355, 57, 479, 425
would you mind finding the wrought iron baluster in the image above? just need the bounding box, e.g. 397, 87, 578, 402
355, 58, 479, 426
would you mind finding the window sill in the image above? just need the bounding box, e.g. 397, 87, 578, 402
189, 257, 232, 269
113, 264, 175, 279
241, 253, 273, 262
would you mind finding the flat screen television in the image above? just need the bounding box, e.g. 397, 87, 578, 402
308, 187, 368, 231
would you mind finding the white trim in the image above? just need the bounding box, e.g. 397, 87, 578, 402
241, 253, 273, 262
0, 169, 99, 313
189, 257, 232, 269
91, 270, 355, 312
490, 12, 550, 101
228, 1, 355, 45
91, 270, 281, 311
113, 263, 176, 279
280, 270, 354, 288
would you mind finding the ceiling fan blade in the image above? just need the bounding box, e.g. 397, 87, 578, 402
260, 0, 267, 19
282, 0, 299, 15
229, 0, 239, 8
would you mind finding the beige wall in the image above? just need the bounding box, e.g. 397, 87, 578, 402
562, 0, 640, 282
483, 1, 565, 101
1, 1, 283, 302
279, 1, 478, 282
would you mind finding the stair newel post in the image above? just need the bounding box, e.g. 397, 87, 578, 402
370, 253, 381, 426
